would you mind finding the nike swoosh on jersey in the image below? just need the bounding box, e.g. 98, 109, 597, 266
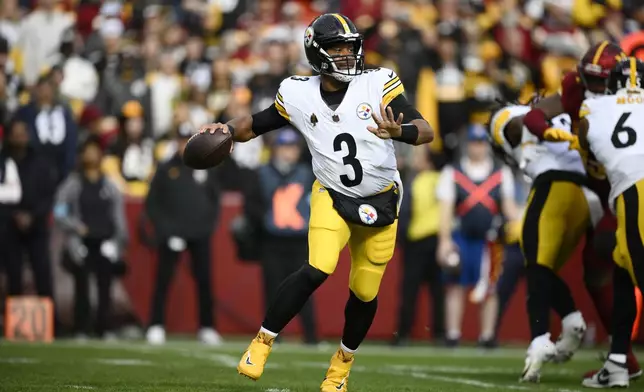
388, 70, 394, 78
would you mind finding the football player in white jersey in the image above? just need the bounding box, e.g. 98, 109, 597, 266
488, 101, 602, 383
198, 13, 433, 392
571, 57, 644, 389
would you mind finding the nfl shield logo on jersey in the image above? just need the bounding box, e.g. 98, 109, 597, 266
356, 103, 373, 120
358, 204, 378, 225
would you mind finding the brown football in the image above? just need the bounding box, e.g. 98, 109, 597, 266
182, 130, 232, 169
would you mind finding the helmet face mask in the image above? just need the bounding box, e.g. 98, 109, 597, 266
304, 14, 365, 83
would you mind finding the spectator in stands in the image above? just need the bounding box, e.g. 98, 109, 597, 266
179, 33, 209, 78
14, 71, 77, 185
0, 142, 21, 264
145, 123, 222, 346
0, 0, 21, 49
0, 36, 21, 122
243, 129, 318, 345
429, 24, 467, 162
54, 136, 128, 339
2, 118, 58, 297
57, 27, 100, 118
0, 69, 9, 129
207, 58, 233, 121
13, 0, 74, 87
148, 50, 183, 139
394, 146, 444, 346
76, 104, 105, 147
185, 67, 215, 132
102, 100, 155, 198
436, 124, 518, 347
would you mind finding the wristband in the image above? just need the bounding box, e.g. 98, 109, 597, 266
392, 124, 418, 144
226, 123, 236, 136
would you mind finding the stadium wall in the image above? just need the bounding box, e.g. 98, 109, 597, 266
122, 193, 643, 344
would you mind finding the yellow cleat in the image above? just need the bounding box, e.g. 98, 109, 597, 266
320, 349, 354, 392
237, 332, 274, 381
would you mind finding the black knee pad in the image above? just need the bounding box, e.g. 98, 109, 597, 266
301, 264, 329, 287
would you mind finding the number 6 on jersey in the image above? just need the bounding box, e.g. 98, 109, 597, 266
611, 112, 636, 149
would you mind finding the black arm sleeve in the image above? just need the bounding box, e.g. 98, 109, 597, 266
250, 103, 291, 136
387, 94, 423, 123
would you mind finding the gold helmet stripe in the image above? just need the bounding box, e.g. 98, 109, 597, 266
630, 56, 637, 88
332, 14, 351, 34
593, 41, 610, 65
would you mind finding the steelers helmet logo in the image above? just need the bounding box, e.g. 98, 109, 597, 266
304, 27, 315, 48
356, 103, 373, 120
358, 204, 378, 225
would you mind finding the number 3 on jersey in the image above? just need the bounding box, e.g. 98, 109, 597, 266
333, 133, 363, 187
611, 112, 636, 148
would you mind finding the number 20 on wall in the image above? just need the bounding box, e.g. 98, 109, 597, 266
5, 297, 54, 343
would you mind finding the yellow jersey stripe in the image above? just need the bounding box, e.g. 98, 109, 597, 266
630, 56, 637, 88
579, 103, 590, 119
492, 109, 511, 146
277, 92, 284, 104
383, 76, 400, 90
275, 100, 290, 121
383, 80, 402, 96
332, 14, 351, 34
383, 83, 405, 106
592, 41, 610, 65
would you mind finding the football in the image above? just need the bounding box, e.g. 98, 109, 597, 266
182, 129, 232, 169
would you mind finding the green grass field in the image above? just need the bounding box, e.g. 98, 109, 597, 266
0, 339, 639, 391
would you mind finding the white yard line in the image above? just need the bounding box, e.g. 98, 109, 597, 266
183, 352, 574, 392
10, 340, 589, 392
94, 358, 153, 366
42, 339, 618, 362
409, 372, 500, 389
120, 341, 606, 361
383, 363, 575, 375
557, 389, 583, 392
0, 357, 40, 364
201, 353, 239, 368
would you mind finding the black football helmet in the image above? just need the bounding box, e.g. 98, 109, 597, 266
606, 57, 644, 94
303, 14, 364, 83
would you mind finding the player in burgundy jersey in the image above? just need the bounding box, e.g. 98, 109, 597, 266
523, 41, 641, 381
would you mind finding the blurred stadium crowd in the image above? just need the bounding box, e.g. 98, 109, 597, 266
1, 0, 644, 340
1, 0, 643, 188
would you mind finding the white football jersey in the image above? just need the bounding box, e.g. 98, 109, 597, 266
274, 67, 403, 198
490, 105, 585, 180
582, 92, 644, 210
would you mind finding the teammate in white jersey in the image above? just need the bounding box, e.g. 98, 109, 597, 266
488, 102, 602, 383
574, 57, 644, 389
198, 13, 433, 392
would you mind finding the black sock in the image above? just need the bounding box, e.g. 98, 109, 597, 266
262, 264, 328, 333
550, 271, 577, 319
611, 267, 636, 355
526, 264, 555, 339
341, 291, 378, 351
